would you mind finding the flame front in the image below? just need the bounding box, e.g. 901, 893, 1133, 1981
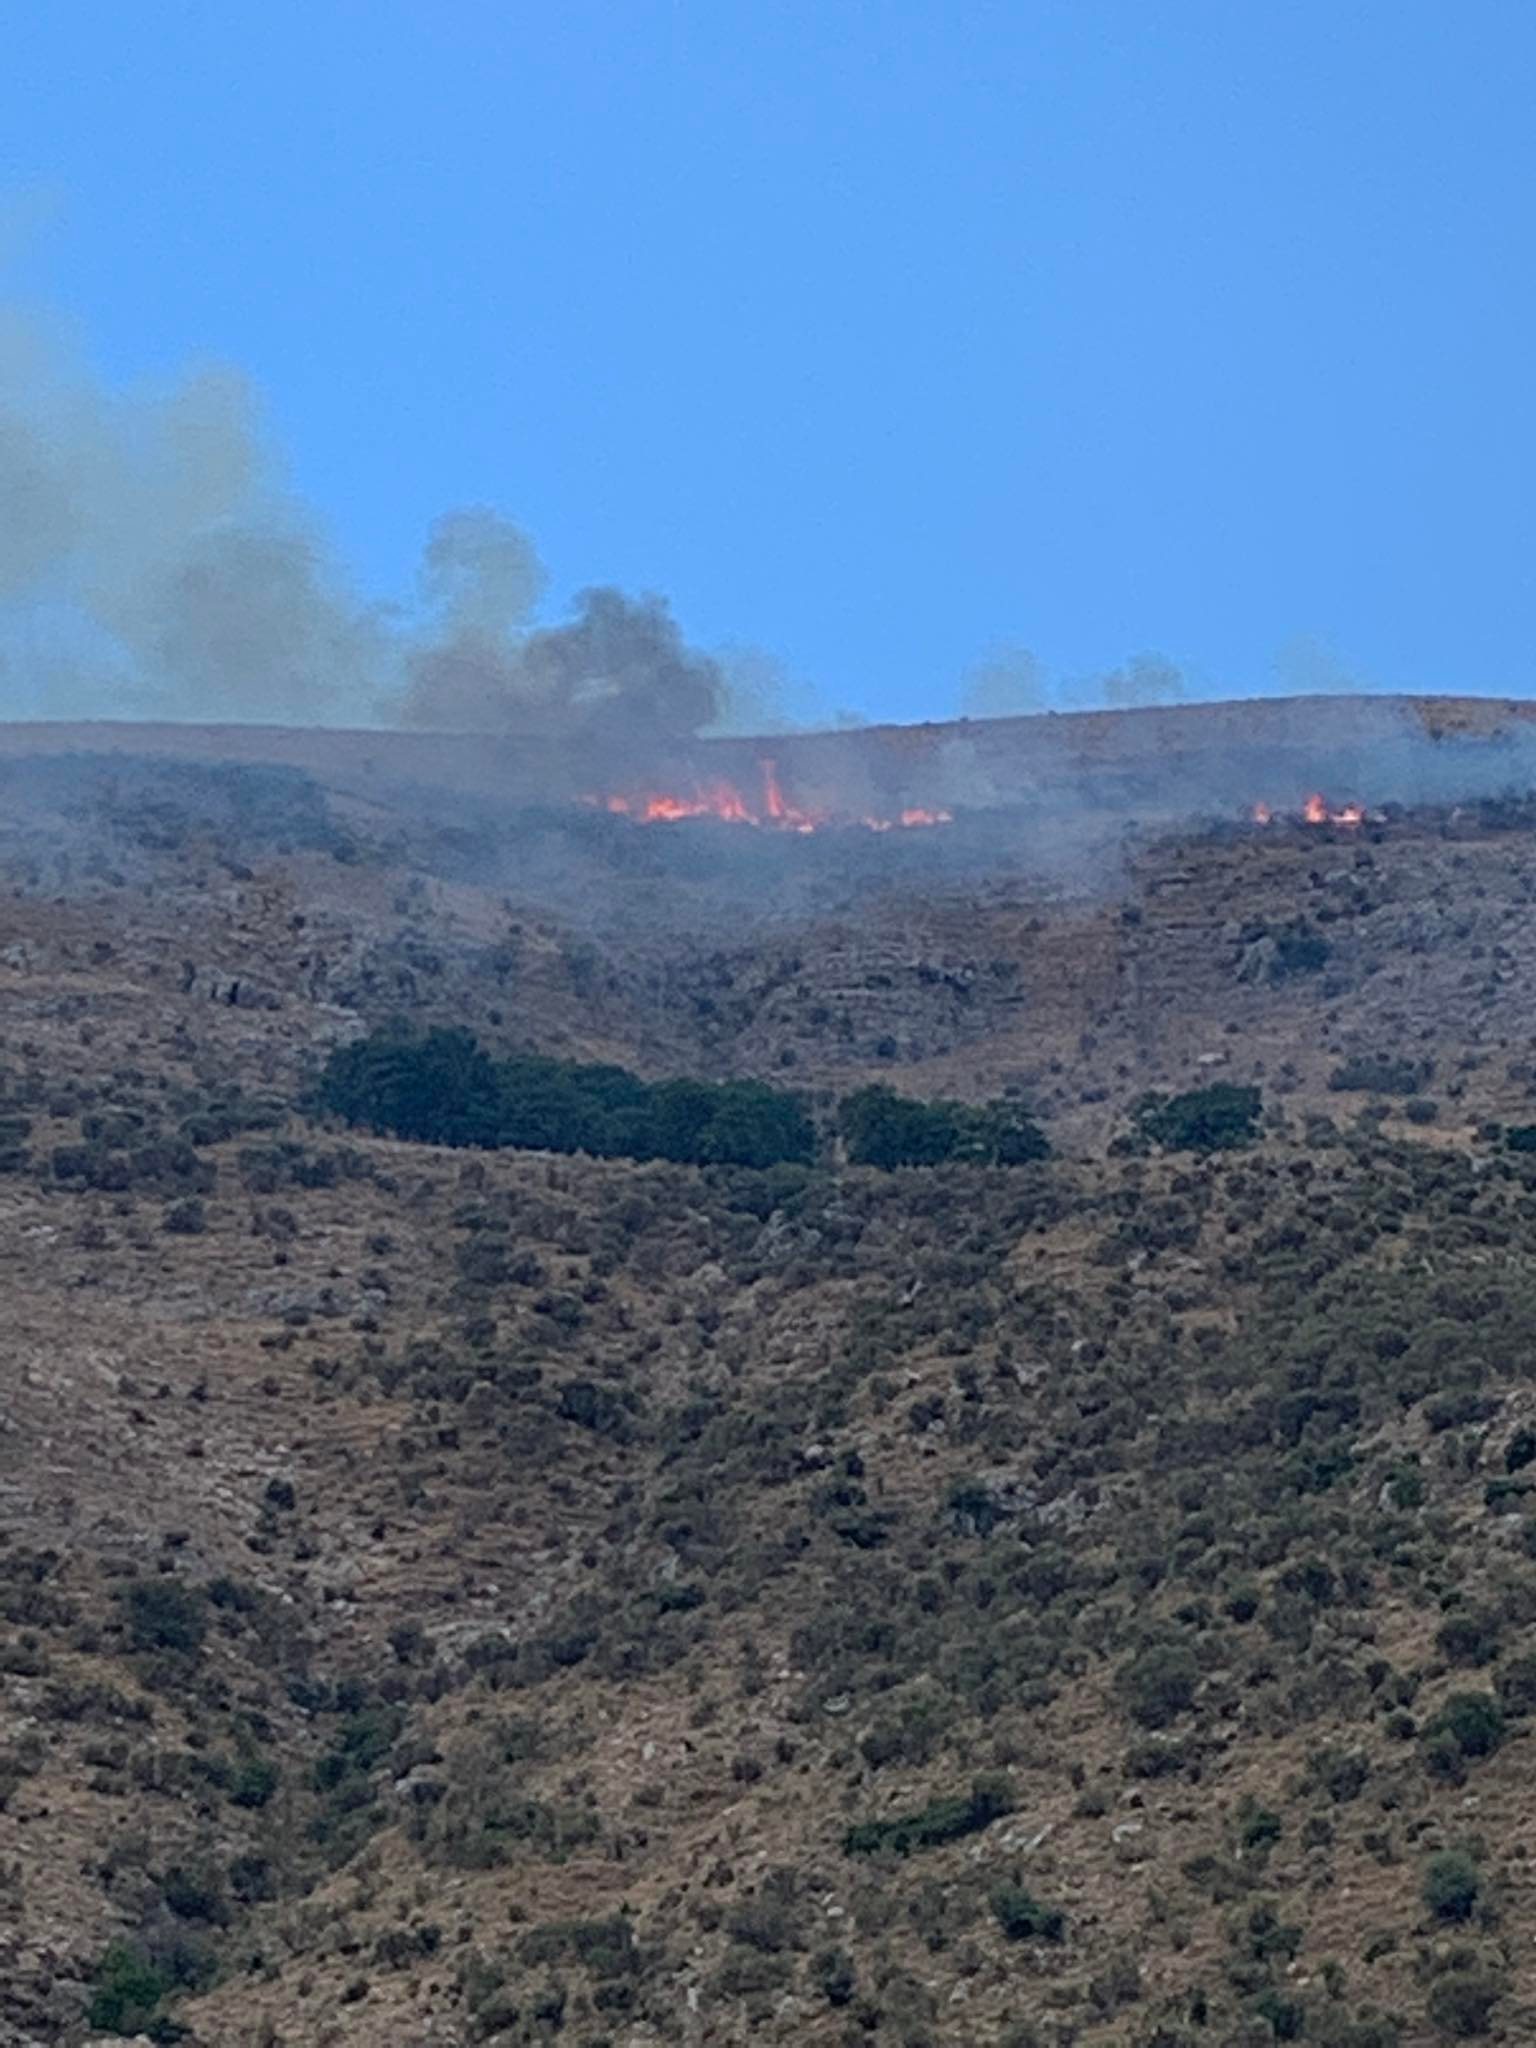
1252, 794, 1367, 828
587, 758, 953, 833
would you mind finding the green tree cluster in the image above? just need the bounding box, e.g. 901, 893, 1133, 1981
837, 1085, 1049, 1167
1135, 1083, 1262, 1152
318, 1029, 815, 1170
319, 1032, 1051, 1173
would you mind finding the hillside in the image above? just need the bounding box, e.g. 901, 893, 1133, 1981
5, 704, 1536, 2046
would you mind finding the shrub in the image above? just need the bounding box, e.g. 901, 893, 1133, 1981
844, 1775, 1013, 1857
1119, 1643, 1200, 1728
989, 1882, 1065, 1942
810, 1947, 856, 2006
1387, 1463, 1426, 1509
1241, 1808, 1283, 1851
120, 1580, 205, 1655
518, 1915, 637, 1977
1428, 1692, 1504, 1761
1272, 925, 1331, 978
1087, 1953, 1142, 2013
1495, 1654, 1536, 1714
1422, 1851, 1480, 1923
160, 1862, 228, 1926
954, 1099, 1051, 1165
1328, 1053, 1430, 1096
229, 1755, 279, 1810
1425, 1970, 1501, 2037
85, 1944, 171, 2035
1436, 1611, 1501, 1668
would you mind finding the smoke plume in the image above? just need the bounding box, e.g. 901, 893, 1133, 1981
0, 293, 743, 754
960, 646, 1045, 719
400, 573, 727, 756
0, 304, 389, 722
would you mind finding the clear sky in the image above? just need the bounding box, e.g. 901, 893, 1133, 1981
4, 0, 1534, 724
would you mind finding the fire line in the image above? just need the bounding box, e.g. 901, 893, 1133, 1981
586, 758, 953, 833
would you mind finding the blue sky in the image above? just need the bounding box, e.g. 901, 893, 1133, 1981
5, 0, 1534, 724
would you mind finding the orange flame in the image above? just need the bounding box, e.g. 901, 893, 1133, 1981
1251, 794, 1366, 828
585, 759, 953, 832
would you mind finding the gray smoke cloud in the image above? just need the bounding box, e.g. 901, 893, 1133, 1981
959, 645, 1045, 719
0, 277, 1324, 761
1098, 651, 1185, 709
399, 568, 728, 755
0, 294, 742, 750
0, 304, 388, 722
1273, 633, 1371, 697
956, 646, 1187, 720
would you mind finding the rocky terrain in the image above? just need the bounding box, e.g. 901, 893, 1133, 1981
5, 703, 1536, 2045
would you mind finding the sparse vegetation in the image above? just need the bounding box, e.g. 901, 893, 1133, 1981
10, 736, 1536, 2043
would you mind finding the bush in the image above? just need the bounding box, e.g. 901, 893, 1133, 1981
1422, 1851, 1480, 1923
120, 1580, 205, 1655
1241, 1808, 1283, 1851
1328, 1053, 1430, 1096
160, 1862, 228, 1925
229, 1755, 279, 1809
1272, 925, 1331, 978
1425, 1970, 1501, 2037
1119, 1643, 1200, 1728
1496, 1654, 1536, 1714
989, 1882, 1065, 1942
86, 1944, 170, 2035
844, 1775, 1013, 1857
1436, 1611, 1501, 1667
1428, 1692, 1505, 1761
809, 1947, 856, 2005
1136, 1085, 1261, 1152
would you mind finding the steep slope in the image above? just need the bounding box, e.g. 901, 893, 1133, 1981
2, 718, 1536, 2045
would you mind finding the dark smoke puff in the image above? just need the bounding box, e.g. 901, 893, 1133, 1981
518, 587, 724, 743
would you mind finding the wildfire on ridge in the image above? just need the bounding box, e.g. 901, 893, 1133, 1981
1253, 795, 1368, 828
587, 758, 954, 833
